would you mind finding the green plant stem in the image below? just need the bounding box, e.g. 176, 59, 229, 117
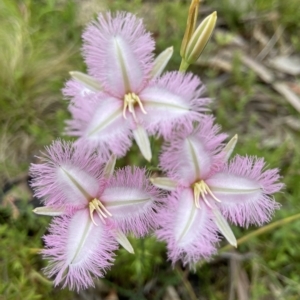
29, 248, 42, 254
30, 270, 53, 286
175, 266, 198, 300
220, 213, 300, 252
179, 59, 190, 72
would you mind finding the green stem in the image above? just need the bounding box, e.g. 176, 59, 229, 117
175, 266, 198, 300
179, 59, 190, 72
220, 213, 300, 252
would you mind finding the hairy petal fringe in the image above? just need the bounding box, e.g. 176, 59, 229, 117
30, 140, 106, 209
156, 189, 219, 265
42, 211, 118, 291
209, 155, 283, 227
83, 11, 155, 97
65, 94, 133, 159
141, 72, 211, 139
102, 166, 164, 236
159, 116, 227, 185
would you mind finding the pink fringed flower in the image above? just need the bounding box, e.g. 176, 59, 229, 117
63, 12, 210, 161
30, 140, 162, 290
152, 116, 283, 265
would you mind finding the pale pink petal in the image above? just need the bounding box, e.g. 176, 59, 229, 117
206, 155, 283, 227
101, 166, 163, 236
30, 140, 105, 209
159, 116, 227, 186
55, 163, 98, 204
139, 72, 211, 138
43, 210, 118, 291
66, 93, 133, 159
83, 12, 154, 97
156, 188, 219, 265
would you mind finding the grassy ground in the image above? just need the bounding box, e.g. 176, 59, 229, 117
1, 0, 300, 299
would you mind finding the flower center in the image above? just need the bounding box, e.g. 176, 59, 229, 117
89, 198, 112, 226
123, 92, 147, 122
192, 180, 221, 209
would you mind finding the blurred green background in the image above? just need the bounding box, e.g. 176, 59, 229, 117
1, 0, 300, 299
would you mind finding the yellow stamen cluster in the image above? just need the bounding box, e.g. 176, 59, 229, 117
123, 92, 147, 122
89, 198, 112, 226
193, 180, 221, 209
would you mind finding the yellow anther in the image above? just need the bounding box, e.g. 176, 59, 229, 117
123, 92, 147, 122
193, 180, 221, 209
89, 198, 112, 226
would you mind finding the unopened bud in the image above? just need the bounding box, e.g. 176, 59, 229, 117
180, 0, 200, 57
184, 11, 217, 64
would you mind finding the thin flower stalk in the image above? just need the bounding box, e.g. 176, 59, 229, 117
180, 0, 217, 72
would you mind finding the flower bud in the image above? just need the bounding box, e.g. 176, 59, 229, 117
180, 0, 200, 58
184, 11, 217, 64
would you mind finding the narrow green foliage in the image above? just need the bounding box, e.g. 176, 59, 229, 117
0, 0, 81, 182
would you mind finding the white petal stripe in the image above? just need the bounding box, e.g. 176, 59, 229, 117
141, 87, 190, 113
101, 186, 153, 219
206, 173, 262, 205
105, 198, 150, 207
87, 107, 123, 137
66, 210, 102, 264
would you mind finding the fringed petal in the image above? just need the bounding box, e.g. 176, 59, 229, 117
101, 166, 163, 236
156, 188, 219, 265
43, 210, 118, 291
206, 155, 283, 227
83, 12, 155, 97
150, 177, 177, 191
140, 71, 211, 138
66, 93, 133, 159
159, 116, 227, 185
30, 140, 105, 209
